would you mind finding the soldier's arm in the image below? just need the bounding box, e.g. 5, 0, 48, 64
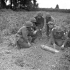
48, 29, 55, 45
17, 27, 23, 34
51, 16, 55, 22
15, 26, 25, 38
61, 31, 68, 48
61, 38, 68, 48
14, 28, 22, 42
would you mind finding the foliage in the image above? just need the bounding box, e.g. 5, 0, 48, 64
0, 0, 38, 11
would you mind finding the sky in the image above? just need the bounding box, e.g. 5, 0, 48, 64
37, 0, 70, 9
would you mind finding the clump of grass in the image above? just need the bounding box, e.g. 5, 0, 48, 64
52, 64, 69, 70
0, 16, 9, 31
10, 27, 18, 34
8, 22, 21, 35
14, 57, 25, 67
63, 16, 70, 24
0, 30, 3, 44
2, 29, 11, 36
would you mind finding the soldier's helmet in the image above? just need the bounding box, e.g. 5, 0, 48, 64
25, 21, 33, 27
36, 12, 43, 17
46, 13, 51, 18
48, 21, 55, 28
53, 26, 64, 32
48, 21, 54, 25
53, 26, 66, 39
30, 18, 36, 23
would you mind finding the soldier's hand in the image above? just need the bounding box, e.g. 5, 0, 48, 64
28, 42, 31, 46
33, 29, 39, 34
61, 44, 64, 48
61, 44, 65, 50
15, 33, 20, 37
33, 30, 37, 34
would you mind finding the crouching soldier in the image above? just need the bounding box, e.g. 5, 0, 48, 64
33, 12, 44, 40
48, 26, 66, 49
45, 13, 55, 38
30, 18, 37, 31
46, 21, 55, 38
15, 21, 34, 49
63, 29, 70, 49
30, 17, 42, 42
34, 12, 44, 29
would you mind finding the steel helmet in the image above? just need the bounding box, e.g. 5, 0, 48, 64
25, 21, 33, 27
46, 13, 51, 18
36, 12, 43, 17
30, 18, 36, 23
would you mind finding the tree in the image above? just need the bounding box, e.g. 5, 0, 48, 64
33, 0, 36, 8
0, 0, 6, 8
33, 0, 38, 8
12, 0, 18, 9
23, 0, 34, 10
0, 0, 38, 10
55, 4, 59, 9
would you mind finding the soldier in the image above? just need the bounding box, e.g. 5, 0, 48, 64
34, 12, 44, 30
63, 29, 70, 48
48, 26, 67, 49
15, 21, 34, 49
30, 18, 37, 30
30, 17, 42, 42
46, 21, 55, 38
45, 13, 55, 38
34, 12, 44, 40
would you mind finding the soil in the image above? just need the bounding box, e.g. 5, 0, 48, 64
0, 38, 63, 70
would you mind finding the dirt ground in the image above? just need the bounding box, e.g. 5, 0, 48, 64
0, 9, 70, 70
0, 39, 63, 70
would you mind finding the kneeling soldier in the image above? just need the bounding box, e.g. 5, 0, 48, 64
30, 17, 43, 41
16, 21, 34, 49
45, 13, 55, 38
46, 21, 55, 38
34, 12, 44, 30
48, 26, 66, 49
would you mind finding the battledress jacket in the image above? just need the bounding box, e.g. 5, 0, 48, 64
17, 25, 29, 43
35, 16, 44, 29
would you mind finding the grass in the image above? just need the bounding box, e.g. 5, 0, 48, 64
54, 48, 70, 70
0, 9, 70, 70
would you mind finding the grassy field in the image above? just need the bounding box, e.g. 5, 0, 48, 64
0, 9, 70, 70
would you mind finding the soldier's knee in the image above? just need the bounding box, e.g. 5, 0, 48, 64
16, 38, 31, 49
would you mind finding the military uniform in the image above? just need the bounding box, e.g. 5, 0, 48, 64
63, 30, 70, 48
48, 26, 66, 49
16, 21, 33, 49
33, 12, 44, 40
30, 18, 37, 30
34, 12, 44, 29
45, 13, 54, 37
30, 17, 42, 42
47, 21, 55, 37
